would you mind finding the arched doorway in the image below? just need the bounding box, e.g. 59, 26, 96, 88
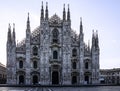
72, 76, 77, 84
52, 71, 59, 84
19, 75, 24, 84
33, 75, 38, 85
85, 75, 89, 84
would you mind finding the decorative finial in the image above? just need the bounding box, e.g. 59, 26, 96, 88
28, 12, 29, 18
28, 12, 29, 16
68, 4, 70, 12
63, 4, 66, 21
41, 1, 44, 20
26, 12, 30, 30
96, 30, 98, 35
42, 1, 43, 7
64, 4, 65, 8
45, 2, 48, 20
96, 30, 98, 38
13, 23, 15, 28
80, 17, 82, 25
80, 17, 83, 34
92, 30, 94, 34
9, 23, 11, 29
67, 4, 70, 21
46, 2, 48, 10
46, 2, 48, 6
68, 4, 69, 10
13, 23, 15, 32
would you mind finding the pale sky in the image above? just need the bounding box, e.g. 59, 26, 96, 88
0, 0, 120, 69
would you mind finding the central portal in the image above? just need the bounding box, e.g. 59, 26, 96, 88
85, 75, 89, 84
72, 76, 77, 84
52, 71, 59, 84
33, 75, 38, 85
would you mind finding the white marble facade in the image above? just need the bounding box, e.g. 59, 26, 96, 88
6, 2, 100, 85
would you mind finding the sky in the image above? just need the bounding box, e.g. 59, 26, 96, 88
0, 0, 120, 69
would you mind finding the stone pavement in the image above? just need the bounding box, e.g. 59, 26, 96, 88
0, 87, 53, 91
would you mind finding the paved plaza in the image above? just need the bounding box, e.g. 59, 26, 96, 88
0, 86, 120, 91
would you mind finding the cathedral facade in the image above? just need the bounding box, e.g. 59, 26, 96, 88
6, 3, 100, 85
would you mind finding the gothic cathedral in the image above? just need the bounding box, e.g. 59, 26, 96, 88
6, 2, 100, 85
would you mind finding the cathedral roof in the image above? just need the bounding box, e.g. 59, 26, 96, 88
49, 14, 62, 24
16, 14, 80, 51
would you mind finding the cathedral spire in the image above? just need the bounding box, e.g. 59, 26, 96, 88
95, 30, 99, 48
79, 17, 84, 41
7, 23, 12, 43
67, 4, 70, 21
26, 13, 30, 31
26, 13, 31, 43
63, 4, 66, 21
92, 30, 95, 48
12, 23, 16, 42
79, 18, 84, 44
80, 17, 83, 34
45, 2, 48, 20
41, 1, 44, 21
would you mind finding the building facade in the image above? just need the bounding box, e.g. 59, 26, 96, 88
6, 2, 100, 85
100, 69, 120, 84
0, 62, 6, 84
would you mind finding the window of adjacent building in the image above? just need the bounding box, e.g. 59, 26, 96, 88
33, 46, 38, 56
72, 62, 76, 69
33, 61, 37, 69
19, 60, 23, 68
52, 29, 59, 43
53, 51, 58, 59
72, 48, 77, 57
85, 62, 88, 69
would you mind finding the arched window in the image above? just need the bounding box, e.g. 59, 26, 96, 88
33, 46, 38, 56
72, 62, 76, 69
85, 62, 89, 69
33, 61, 37, 69
52, 29, 59, 43
72, 49, 77, 57
53, 51, 58, 59
19, 60, 23, 68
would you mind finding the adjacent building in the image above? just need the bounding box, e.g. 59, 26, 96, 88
100, 68, 120, 84
0, 62, 6, 84
6, 2, 100, 85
